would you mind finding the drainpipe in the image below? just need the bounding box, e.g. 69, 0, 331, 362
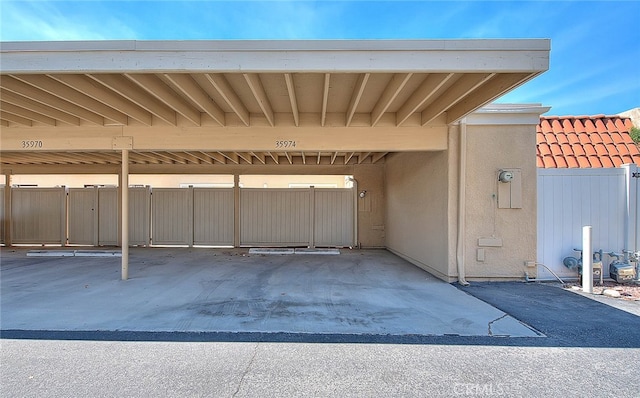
456, 121, 470, 286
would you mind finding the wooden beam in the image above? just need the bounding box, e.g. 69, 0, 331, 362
0, 111, 32, 126
203, 152, 227, 164
284, 152, 293, 165
421, 73, 494, 126
15, 74, 128, 125
344, 152, 355, 164
131, 151, 162, 164
346, 73, 370, 126
0, 124, 449, 152
284, 73, 299, 127
321, 73, 330, 127
126, 74, 201, 126
220, 152, 239, 164
301, 152, 307, 165
317, 152, 322, 165
0, 101, 56, 125
163, 73, 225, 126
203, 74, 250, 126
188, 151, 215, 165
371, 73, 412, 126
50, 74, 152, 126
89, 74, 177, 126
2, 76, 105, 125
358, 152, 371, 164
0, 89, 81, 126
330, 152, 338, 165
267, 152, 279, 164
237, 152, 253, 164
446, 73, 533, 124
243, 73, 274, 127
371, 152, 388, 163
396, 73, 454, 126
250, 151, 266, 164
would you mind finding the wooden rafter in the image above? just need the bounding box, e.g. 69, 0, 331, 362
89, 74, 177, 126
371, 73, 412, 126
397, 73, 454, 126
243, 73, 274, 127
284, 73, 299, 127
202, 74, 250, 126
346, 73, 370, 126
126, 73, 201, 126
50, 74, 152, 126
421, 73, 495, 126
163, 73, 225, 126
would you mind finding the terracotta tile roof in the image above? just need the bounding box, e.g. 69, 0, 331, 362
536, 115, 640, 168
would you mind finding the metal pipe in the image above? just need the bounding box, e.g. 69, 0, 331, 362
456, 121, 470, 286
121, 149, 129, 281
582, 226, 592, 293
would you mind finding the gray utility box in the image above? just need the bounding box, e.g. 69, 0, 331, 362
609, 263, 636, 283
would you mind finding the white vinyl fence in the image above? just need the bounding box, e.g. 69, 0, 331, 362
537, 164, 639, 280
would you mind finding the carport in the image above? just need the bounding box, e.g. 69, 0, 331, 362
0, 39, 550, 281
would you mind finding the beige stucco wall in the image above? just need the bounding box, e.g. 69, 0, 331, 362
383, 118, 538, 282
461, 123, 537, 280
384, 151, 450, 279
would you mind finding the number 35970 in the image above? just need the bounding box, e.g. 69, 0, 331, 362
22, 140, 43, 148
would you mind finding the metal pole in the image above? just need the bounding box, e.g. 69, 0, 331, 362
582, 225, 592, 293
121, 149, 129, 281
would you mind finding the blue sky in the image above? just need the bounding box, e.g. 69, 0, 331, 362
1, 0, 638, 116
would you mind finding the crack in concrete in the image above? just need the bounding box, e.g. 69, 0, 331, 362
488, 313, 509, 336
232, 342, 259, 397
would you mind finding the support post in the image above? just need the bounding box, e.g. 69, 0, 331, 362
582, 225, 592, 293
234, 174, 240, 248
121, 149, 129, 280
3, 172, 12, 247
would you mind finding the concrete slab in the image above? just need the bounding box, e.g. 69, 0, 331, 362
0, 248, 541, 337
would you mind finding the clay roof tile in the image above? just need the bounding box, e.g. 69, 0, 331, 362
554, 156, 568, 168
565, 156, 579, 168
594, 143, 608, 157
537, 115, 640, 169
545, 132, 558, 144
577, 156, 591, 168
556, 133, 569, 144
588, 156, 603, 168
537, 156, 544, 168
550, 143, 563, 156
594, 118, 607, 133
573, 119, 586, 133
590, 132, 603, 144
539, 119, 553, 134
600, 133, 614, 145
572, 144, 586, 157
542, 155, 556, 168
566, 132, 580, 144
538, 143, 551, 156
600, 157, 614, 168
583, 119, 597, 133
561, 118, 575, 133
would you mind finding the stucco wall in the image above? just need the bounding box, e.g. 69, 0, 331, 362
462, 123, 537, 280
384, 151, 450, 279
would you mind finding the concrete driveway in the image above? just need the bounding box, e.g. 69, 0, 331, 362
0, 248, 539, 337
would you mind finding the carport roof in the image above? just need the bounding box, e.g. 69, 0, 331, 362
0, 39, 550, 169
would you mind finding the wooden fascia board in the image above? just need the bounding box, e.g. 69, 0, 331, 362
0, 125, 448, 152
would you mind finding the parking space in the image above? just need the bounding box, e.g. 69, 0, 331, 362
0, 248, 540, 337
